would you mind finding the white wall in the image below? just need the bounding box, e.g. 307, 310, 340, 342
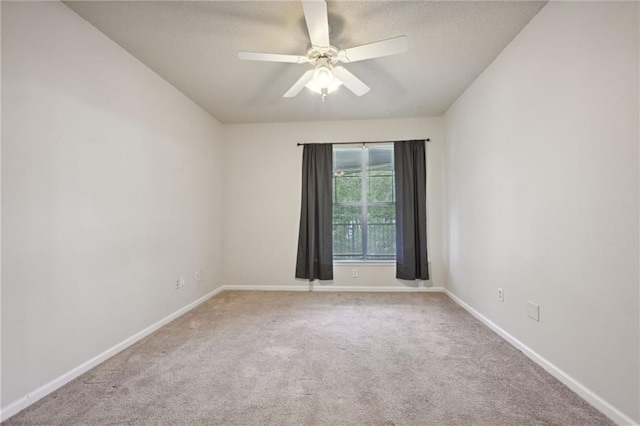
1, 1, 224, 409
222, 118, 445, 290
444, 2, 639, 423
4, 0, 637, 423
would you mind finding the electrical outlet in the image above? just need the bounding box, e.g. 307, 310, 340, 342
352, 269, 358, 278
527, 301, 540, 321
179, 276, 186, 288
175, 279, 181, 290
195, 270, 201, 281
497, 288, 504, 302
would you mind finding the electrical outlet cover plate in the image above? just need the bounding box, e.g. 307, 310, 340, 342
497, 288, 504, 302
527, 301, 540, 321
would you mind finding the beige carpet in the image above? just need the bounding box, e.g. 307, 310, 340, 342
5, 291, 612, 425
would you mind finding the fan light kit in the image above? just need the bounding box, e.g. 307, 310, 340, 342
238, 0, 409, 102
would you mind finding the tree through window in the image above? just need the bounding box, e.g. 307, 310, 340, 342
332, 145, 396, 261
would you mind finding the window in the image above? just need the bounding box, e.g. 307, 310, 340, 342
332, 145, 396, 261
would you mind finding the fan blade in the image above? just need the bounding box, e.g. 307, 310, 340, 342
302, 0, 330, 48
338, 36, 408, 63
333, 66, 370, 96
238, 51, 308, 64
284, 69, 315, 98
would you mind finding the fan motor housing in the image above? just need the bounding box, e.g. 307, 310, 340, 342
307, 46, 339, 65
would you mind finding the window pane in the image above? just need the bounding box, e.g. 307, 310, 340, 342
335, 148, 362, 172
333, 205, 363, 259
368, 147, 393, 175
368, 176, 394, 202
367, 205, 396, 259
334, 148, 362, 203
335, 175, 361, 203
367, 147, 394, 202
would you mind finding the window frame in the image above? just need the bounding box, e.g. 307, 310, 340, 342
332, 144, 396, 263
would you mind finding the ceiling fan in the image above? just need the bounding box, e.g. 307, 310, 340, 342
237, 0, 409, 101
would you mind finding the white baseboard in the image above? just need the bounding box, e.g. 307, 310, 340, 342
443, 289, 638, 426
0, 286, 225, 422
221, 284, 445, 293
220, 284, 311, 292
312, 285, 444, 293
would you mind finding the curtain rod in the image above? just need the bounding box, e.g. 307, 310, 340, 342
296, 139, 430, 146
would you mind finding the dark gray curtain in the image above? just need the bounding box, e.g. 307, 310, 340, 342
295, 144, 333, 280
394, 140, 429, 280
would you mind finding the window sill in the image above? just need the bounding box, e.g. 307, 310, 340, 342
333, 260, 396, 266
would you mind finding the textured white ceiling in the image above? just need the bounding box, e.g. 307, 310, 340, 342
64, 1, 546, 124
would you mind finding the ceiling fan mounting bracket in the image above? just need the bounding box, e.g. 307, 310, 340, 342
306, 46, 339, 66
